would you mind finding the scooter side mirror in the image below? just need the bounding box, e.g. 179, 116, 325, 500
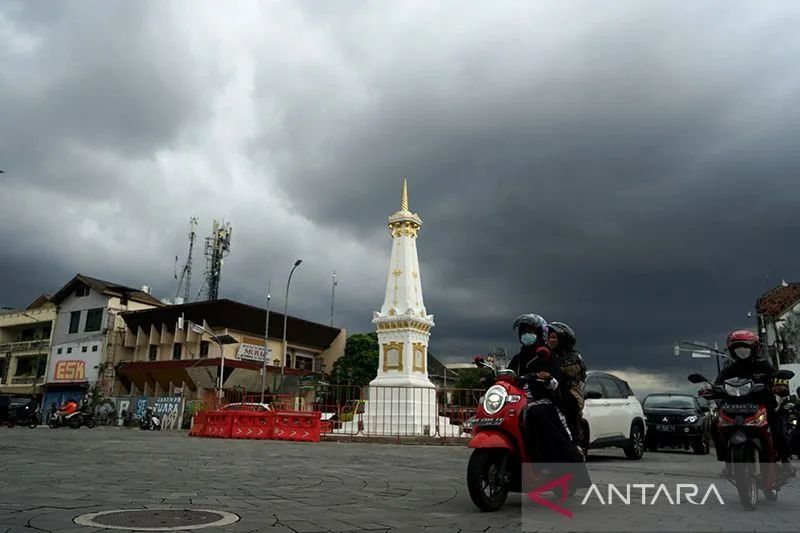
688, 373, 708, 384
776, 369, 795, 380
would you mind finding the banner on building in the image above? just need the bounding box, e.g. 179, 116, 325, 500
236, 342, 273, 363
154, 397, 182, 429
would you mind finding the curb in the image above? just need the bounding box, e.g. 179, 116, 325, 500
321, 434, 470, 446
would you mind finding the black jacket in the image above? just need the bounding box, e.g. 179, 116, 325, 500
508, 345, 559, 377
714, 358, 775, 406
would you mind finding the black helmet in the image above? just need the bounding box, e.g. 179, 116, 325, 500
549, 321, 576, 350
512, 314, 547, 333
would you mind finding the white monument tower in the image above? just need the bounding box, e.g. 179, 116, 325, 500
365, 178, 438, 435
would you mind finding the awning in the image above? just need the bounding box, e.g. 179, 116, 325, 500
116, 358, 314, 393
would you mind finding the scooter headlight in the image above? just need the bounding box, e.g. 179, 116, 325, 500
483, 385, 508, 415
724, 382, 752, 397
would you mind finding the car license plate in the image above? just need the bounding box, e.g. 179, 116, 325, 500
472, 418, 503, 427
656, 424, 675, 432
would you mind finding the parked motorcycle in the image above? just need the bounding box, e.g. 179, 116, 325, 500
466, 357, 586, 511
139, 407, 161, 431
6, 403, 40, 428
689, 370, 795, 511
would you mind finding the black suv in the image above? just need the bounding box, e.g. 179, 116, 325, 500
643, 393, 711, 454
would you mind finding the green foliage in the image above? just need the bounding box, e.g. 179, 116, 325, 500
331, 332, 379, 388
454, 368, 485, 390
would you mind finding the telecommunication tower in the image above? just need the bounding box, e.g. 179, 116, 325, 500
203, 220, 232, 301
174, 217, 198, 302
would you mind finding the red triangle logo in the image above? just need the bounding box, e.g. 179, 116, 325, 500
527, 473, 573, 518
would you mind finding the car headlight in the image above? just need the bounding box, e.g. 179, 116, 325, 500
483, 385, 508, 415
684, 415, 698, 423
724, 382, 752, 397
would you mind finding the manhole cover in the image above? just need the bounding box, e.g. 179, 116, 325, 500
74, 509, 240, 531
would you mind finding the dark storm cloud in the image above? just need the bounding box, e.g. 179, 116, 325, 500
2, 1, 800, 391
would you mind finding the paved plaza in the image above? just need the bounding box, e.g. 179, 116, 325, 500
1, 428, 799, 532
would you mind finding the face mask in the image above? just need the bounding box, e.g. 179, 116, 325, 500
733, 346, 752, 360
520, 333, 538, 346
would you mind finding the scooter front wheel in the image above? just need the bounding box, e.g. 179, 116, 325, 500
467, 449, 510, 512
85, 418, 96, 429
731, 445, 758, 511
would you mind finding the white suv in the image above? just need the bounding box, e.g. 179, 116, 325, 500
581, 371, 645, 460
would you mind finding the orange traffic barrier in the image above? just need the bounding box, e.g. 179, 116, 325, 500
272, 411, 321, 442
189, 413, 208, 437
231, 411, 274, 440
204, 412, 234, 438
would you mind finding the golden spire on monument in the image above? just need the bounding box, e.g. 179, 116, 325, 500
388, 177, 422, 234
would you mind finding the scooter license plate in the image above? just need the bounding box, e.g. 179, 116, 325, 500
472, 418, 503, 427
656, 424, 675, 432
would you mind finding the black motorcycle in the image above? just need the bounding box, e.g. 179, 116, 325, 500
6, 404, 40, 428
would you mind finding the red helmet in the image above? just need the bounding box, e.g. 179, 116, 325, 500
726, 330, 760, 361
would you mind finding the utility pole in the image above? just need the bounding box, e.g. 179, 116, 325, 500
261, 281, 271, 405
330, 271, 337, 327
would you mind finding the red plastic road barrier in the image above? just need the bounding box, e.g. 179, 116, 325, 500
230, 411, 274, 440
272, 411, 321, 442
189, 413, 208, 437
204, 412, 234, 438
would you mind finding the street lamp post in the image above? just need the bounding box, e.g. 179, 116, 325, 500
674, 340, 725, 373
280, 259, 302, 391
183, 320, 236, 400
330, 271, 337, 327
261, 282, 272, 405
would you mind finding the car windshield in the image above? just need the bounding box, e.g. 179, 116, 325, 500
643, 395, 696, 409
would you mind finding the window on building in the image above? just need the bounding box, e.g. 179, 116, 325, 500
199, 341, 209, 358
75, 284, 89, 297
173, 343, 182, 361
66, 347, 72, 354
295, 355, 314, 371
36, 357, 47, 378
42, 325, 51, 339
148, 345, 158, 361
57, 348, 62, 355
68, 311, 81, 334
92, 345, 98, 352
81, 346, 87, 353
21, 328, 35, 341
84, 308, 103, 332
14, 357, 35, 376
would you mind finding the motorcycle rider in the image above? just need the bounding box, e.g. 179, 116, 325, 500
547, 322, 587, 451
507, 314, 581, 464
713, 330, 793, 476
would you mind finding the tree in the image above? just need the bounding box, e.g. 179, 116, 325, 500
779, 312, 800, 364
330, 332, 379, 388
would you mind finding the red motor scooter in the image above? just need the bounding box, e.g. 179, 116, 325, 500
468, 358, 569, 511
689, 369, 795, 511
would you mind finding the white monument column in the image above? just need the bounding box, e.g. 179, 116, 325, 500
365, 178, 437, 435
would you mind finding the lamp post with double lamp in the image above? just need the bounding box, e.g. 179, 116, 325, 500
179, 318, 237, 400
673, 340, 726, 374
280, 259, 302, 391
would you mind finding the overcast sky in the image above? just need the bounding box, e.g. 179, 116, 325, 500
2, 1, 799, 394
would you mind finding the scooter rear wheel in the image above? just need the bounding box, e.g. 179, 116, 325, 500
467, 449, 510, 512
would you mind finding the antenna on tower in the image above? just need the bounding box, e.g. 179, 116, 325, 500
175, 217, 198, 303
203, 219, 232, 301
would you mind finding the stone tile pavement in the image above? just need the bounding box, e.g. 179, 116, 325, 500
0, 428, 798, 532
